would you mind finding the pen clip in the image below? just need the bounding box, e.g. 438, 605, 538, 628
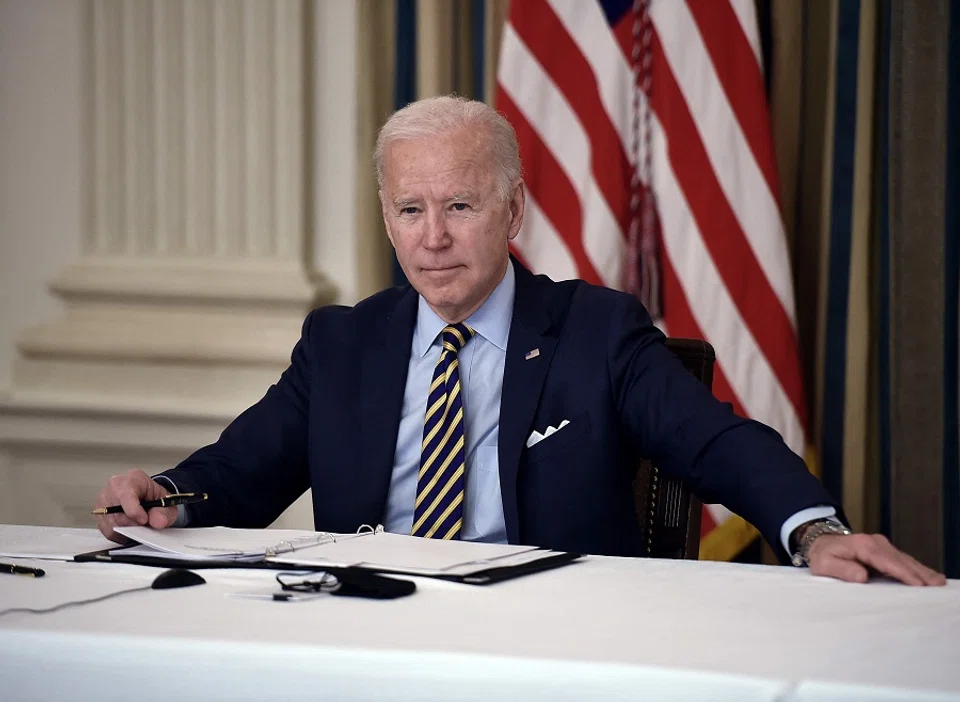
160, 492, 194, 505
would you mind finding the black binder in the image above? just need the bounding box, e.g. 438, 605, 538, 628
74, 545, 582, 585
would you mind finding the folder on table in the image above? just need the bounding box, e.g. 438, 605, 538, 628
88, 525, 581, 584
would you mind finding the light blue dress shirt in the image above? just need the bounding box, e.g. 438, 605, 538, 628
382, 263, 514, 543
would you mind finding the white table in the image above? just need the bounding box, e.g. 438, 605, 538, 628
1, 526, 958, 701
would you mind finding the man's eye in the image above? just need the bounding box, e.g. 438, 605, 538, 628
451, 203, 469, 212
400, 207, 419, 215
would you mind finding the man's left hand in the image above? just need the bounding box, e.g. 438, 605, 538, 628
807, 533, 947, 585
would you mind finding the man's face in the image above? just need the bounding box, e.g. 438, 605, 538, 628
380, 128, 524, 323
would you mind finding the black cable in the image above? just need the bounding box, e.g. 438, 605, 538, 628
0, 585, 152, 617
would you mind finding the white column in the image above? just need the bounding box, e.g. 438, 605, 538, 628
11, 0, 333, 412
0, 0, 340, 529
86, 0, 305, 262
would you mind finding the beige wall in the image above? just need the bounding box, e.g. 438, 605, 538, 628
0, 0, 82, 391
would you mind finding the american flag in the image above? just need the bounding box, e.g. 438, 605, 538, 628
495, 0, 808, 559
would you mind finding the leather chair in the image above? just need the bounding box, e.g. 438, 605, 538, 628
633, 338, 715, 559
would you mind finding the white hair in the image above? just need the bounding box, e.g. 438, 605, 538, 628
374, 95, 522, 200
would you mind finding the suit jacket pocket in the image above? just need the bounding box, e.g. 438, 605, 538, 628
523, 414, 593, 465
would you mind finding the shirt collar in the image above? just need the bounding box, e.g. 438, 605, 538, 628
414, 260, 515, 358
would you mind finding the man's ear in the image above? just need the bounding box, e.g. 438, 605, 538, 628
507, 181, 525, 241
379, 190, 396, 248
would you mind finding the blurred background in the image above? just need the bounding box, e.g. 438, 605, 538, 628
0, 0, 956, 576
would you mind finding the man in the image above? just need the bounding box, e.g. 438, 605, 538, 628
96, 96, 944, 586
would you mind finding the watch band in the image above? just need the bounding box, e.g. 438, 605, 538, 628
790, 518, 853, 567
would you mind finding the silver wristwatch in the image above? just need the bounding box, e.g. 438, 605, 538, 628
790, 518, 853, 567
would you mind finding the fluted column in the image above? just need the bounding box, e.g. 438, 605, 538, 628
11, 0, 332, 412
85, 0, 305, 262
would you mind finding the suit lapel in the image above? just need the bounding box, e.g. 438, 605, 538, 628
358, 288, 418, 522
498, 262, 557, 543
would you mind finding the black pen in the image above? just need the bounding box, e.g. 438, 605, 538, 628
90, 492, 209, 515
1, 562, 45, 577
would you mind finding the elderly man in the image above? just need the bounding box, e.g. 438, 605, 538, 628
96, 96, 943, 586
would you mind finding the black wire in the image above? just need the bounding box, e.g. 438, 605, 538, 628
0, 585, 153, 617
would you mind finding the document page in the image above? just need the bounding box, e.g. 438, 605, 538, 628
114, 526, 339, 560
269, 531, 547, 575
108, 526, 571, 578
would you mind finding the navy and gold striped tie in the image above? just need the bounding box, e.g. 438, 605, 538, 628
412, 323, 475, 539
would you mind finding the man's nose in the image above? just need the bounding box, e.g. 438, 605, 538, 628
422, 210, 449, 250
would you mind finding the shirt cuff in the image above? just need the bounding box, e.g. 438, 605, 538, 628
151, 474, 189, 528
780, 505, 838, 559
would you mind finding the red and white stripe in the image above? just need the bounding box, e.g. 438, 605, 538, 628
496, 0, 808, 544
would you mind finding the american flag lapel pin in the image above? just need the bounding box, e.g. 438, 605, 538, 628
525, 348, 540, 360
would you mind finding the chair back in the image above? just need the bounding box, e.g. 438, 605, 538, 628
633, 338, 716, 559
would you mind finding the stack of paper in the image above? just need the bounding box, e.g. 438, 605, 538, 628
110, 526, 580, 582
114, 526, 343, 562
268, 531, 553, 576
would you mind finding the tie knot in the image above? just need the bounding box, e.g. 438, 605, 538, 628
441, 323, 475, 353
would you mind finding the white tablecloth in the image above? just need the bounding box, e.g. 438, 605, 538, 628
1, 526, 958, 701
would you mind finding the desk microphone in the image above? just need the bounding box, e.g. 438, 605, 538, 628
152, 568, 206, 589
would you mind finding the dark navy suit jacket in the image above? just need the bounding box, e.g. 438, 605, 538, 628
162, 260, 837, 560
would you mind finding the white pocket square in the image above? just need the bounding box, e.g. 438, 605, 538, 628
526, 419, 571, 449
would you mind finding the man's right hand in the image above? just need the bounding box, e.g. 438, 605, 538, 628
95, 469, 179, 543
